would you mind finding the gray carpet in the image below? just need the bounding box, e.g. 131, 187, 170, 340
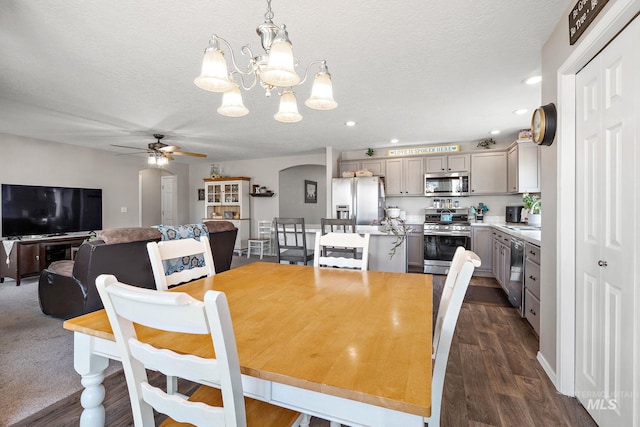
0, 255, 273, 426
0, 276, 121, 426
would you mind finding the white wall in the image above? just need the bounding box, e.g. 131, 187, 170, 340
279, 165, 326, 224
0, 133, 191, 235
188, 152, 326, 233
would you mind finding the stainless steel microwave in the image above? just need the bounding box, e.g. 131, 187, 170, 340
424, 172, 469, 197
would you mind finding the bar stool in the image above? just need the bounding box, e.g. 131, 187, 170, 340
247, 220, 272, 259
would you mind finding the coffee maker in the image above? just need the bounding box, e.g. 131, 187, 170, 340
505, 205, 524, 223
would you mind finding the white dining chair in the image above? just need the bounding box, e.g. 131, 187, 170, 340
146, 235, 216, 396
246, 220, 272, 259
313, 231, 370, 270
95, 274, 304, 427
146, 235, 215, 292
426, 254, 478, 426
433, 247, 481, 358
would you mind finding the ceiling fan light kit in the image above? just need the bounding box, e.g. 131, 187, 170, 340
112, 134, 207, 166
194, 0, 337, 123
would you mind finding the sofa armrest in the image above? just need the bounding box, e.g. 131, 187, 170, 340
38, 268, 87, 319
208, 228, 238, 273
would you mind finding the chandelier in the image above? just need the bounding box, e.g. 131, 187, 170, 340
194, 0, 337, 123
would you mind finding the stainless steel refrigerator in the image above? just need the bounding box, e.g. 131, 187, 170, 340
331, 176, 385, 225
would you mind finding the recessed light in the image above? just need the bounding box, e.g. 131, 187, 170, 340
490, 130, 501, 135
513, 109, 528, 115
390, 138, 399, 144
524, 75, 542, 85
345, 121, 356, 127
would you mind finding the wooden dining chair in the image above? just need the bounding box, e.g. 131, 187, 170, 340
313, 231, 370, 271
427, 254, 479, 426
146, 236, 215, 291
433, 247, 481, 358
274, 217, 314, 265
95, 274, 303, 427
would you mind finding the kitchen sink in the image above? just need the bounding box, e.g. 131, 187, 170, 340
504, 225, 540, 231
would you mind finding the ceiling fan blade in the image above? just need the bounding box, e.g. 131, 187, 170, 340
171, 151, 207, 158
164, 153, 174, 161
111, 144, 147, 151
159, 145, 181, 152
115, 152, 146, 156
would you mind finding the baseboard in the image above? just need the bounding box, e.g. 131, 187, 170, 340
536, 351, 559, 391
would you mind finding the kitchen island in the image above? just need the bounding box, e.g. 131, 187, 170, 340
298, 225, 408, 273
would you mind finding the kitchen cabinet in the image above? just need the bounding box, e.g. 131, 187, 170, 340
471, 226, 492, 276
406, 224, 424, 273
425, 154, 470, 173
491, 229, 510, 292
470, 152, 507, 194
385, 157, 424, 196
203, 177, 251, 251
507, 142, 541, 193
523, 242, 541, 335
339, 159, 385, 176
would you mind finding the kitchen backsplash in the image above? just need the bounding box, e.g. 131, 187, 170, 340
386, 194, 525, 222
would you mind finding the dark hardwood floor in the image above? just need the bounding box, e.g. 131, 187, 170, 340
14, 276, 596, 427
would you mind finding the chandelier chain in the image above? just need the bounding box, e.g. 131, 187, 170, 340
264, 0, 274, 21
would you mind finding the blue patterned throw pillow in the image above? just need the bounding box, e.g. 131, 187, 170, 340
155, 224, 209, 276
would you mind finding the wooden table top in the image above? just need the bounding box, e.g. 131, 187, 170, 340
64, 262, 433, 417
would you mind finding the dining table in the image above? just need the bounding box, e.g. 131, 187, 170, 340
63, 262, 433, 427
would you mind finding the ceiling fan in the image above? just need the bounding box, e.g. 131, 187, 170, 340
112, 134, 207, 163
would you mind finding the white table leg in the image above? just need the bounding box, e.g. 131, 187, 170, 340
74, 333, 109, 427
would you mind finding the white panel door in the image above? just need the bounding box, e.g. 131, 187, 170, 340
161, 175, 176, 225
575, 17, 639, 427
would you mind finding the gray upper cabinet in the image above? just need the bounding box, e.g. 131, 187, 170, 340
385, 157, 424, 196
470, 152, 507, 194
338, 159, 385, 176
424, 154, 470, 173
507, 142, 541, 193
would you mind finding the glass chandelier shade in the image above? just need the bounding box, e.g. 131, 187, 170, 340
259, 26, 301, 88
274, 91, 302, 123
195, 1, 336, 123
305, 71, 337, 110
194, 44, 234, 93
217, 83, 249, 117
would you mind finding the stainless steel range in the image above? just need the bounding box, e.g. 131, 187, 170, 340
423, 208, 471, 274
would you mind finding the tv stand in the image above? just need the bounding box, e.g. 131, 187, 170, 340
0, 234, 90, 286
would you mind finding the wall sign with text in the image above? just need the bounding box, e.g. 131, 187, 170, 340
568, 0, 609, 45
388, 145, 460, 157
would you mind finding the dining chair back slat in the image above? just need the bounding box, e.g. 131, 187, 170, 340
432, 247, 481, 357
96, 274, 302, 427
146, 236, 215, 291
427, 258, 477, 426
320, 218, 357, 257
313, 231, 370, 271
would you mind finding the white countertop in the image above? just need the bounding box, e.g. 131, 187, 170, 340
472, 222, 541, 246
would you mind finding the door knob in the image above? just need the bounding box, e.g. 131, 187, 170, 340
598, 260, 608, 267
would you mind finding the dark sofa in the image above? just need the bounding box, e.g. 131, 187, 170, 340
38, 222, 238, 319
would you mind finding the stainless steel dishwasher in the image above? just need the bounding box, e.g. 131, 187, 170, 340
508, 238, 525, 316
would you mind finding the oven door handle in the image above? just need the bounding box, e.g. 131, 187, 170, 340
424, 231, 471, 237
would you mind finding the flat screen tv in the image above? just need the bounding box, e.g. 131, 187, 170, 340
1, 184, 102, 238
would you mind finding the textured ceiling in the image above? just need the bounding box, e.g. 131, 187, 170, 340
0, 1, 570, 163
